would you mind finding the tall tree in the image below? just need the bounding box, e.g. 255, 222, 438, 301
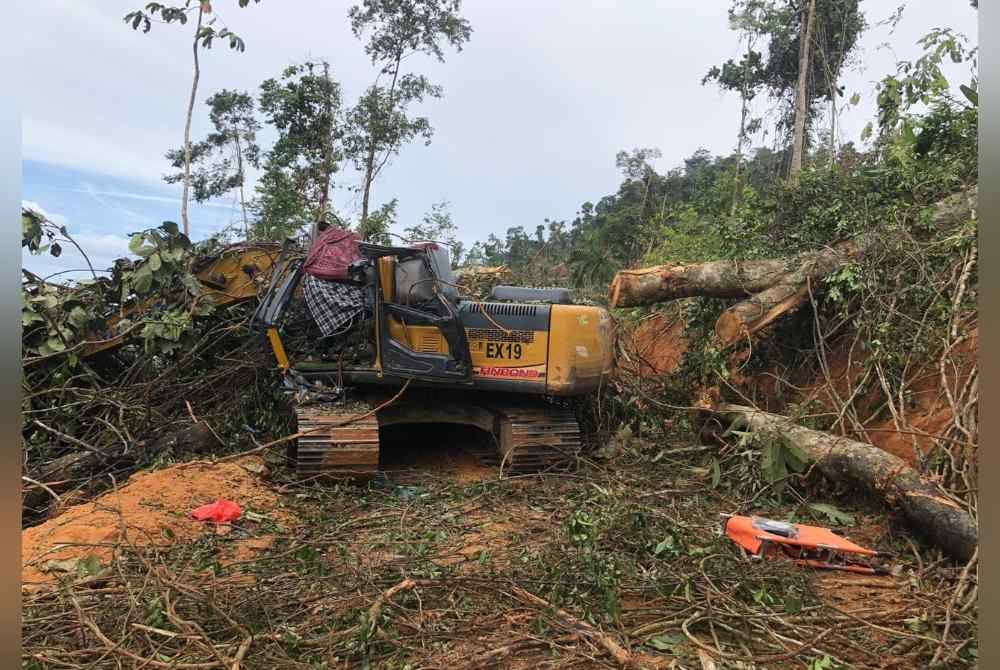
256, 61, 343, 240
704, 2, 769, 213
165, 89, 260, 236
705, 0, 865, 178
346, 0, 472, 232
124, 0, 260, 236
346, 77, 440, 239
789, 0, 817, 176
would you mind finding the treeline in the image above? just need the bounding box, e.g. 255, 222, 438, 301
465, 12, 978, 294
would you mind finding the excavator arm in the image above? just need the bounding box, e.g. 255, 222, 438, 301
81, 243, 284, 358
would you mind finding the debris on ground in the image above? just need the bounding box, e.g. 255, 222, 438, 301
722, 514, 892, 575
22, 447, 977, 668
191, 498, 243, 523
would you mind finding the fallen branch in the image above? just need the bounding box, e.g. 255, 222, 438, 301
304, 577, 419, 648
510, 585, 635, 667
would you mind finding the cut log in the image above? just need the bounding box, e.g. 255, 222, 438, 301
609, 187, 977, 344
608, 259, 794, 307
141, 421, 218, 456
608, 238, 875, 311
713, 403, 977, 562
713, 234, 876, 346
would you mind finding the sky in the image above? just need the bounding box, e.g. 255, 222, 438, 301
18, 0, 978, 280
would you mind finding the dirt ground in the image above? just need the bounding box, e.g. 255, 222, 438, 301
22, 455, 288, 587
622, 308, 978, 468
21, 424, 975, 669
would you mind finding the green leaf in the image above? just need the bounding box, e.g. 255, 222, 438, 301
128, 233, 145, 254
76, 554, 102, 578
22, 311, 45, 327
808, 503, 855, 526
647, 633, 684, 652
46, 337, 66, 353
67, 306, 90, 329
149, 252, 162, 271
960, 83, 978, 106
861, 122, 873, 142
653, 535, 675, 556
849, 92, 860, 106
132, 267, 153, 294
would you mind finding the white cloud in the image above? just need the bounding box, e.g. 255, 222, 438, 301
18, 0, 979, 251
22, 118, 171, 185
64, 186, 234, 209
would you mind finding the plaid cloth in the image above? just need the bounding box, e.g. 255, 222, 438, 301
303, 274, 366, 337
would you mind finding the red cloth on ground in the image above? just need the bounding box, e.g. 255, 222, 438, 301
191, 498, 242, 523
303, 228, 362, 280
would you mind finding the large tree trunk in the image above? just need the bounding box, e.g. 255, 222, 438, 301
712, 403, 977, 562
789, 0, 816, 178
608, 234, 874, 311
731, 35, 754, 217
608, 187, 975, 345
235, 137, 249, 238
180, 6, 205, 238
609, 259, 794, 307
714, 232, 876, 346
360, 145, 376, 229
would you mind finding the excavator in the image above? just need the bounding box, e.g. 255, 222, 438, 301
252, 237, 614, 479
80, 234, 614, 479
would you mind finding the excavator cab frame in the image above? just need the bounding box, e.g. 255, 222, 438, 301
253, 240, 473, 384
359, 242, 473, 383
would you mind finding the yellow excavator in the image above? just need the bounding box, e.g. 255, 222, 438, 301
81, 237, 614, 478
252, 240, 614, 478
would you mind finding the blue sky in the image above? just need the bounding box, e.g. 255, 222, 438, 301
20, 1, 978, 280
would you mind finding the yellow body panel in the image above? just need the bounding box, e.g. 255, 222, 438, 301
544, 304, 614, 394
375, 256, 397, 373
267, 327, 290, 371
383, 305, 612, 394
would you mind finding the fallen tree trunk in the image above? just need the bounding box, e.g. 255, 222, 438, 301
713, 233, 876, 346
608, 234, 875, 316
713, 403, 977, 562
608, 187, 977, 345
608, 259, 793, 307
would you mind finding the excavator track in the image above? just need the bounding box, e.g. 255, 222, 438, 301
294, 401, 381, 479
490, 403, 582, 474
293, 396, 581, 479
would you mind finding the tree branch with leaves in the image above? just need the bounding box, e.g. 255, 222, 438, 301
124, 0, 260, 237
346, 0, 472, 233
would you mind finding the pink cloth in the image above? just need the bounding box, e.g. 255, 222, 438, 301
303, 228, 362, 280
191, 498, 242, 524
